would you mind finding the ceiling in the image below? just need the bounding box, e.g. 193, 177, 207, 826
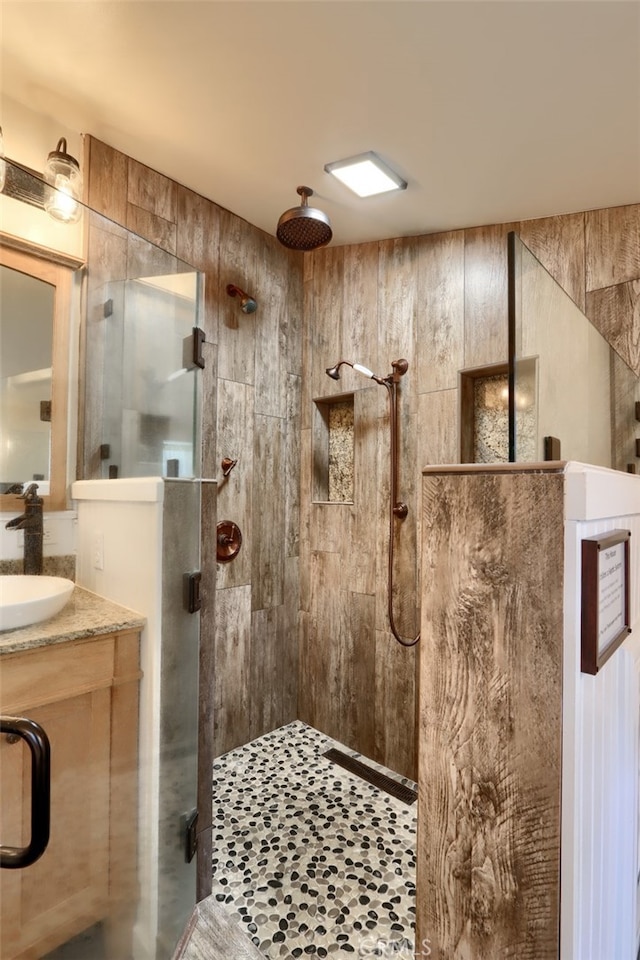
1, 0, 639, 247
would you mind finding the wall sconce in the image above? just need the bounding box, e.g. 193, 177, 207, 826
226, 284, 257, 314
43, 137, 82, 224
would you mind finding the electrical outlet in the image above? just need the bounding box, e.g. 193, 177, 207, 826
43, 521, 56, 545
93, 532, 104, 571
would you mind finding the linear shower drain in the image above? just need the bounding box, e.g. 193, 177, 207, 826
323, 748, 417, 805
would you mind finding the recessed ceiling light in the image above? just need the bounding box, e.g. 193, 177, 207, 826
324, 151, 407, 198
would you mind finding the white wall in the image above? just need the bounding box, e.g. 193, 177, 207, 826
72, 477, 164, 960
561, 463, 640, 959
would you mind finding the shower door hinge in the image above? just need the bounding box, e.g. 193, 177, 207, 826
183, 327, 205, 370
182, 808, 198, 864
185, 571, 202, 614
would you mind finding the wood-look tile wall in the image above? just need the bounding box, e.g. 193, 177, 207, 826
418, 467, 564, 959
299, 203, 640, 781
85, 132, 640, 792
84, 140, 303, 898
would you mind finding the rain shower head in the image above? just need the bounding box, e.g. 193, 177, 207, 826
276, 186, 333, 252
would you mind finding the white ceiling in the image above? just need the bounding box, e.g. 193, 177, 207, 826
1, 0, 639, 247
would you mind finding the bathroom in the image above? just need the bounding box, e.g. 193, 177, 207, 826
1, 3, 640, 959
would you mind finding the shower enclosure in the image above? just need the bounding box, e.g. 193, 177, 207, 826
79, 197, 205, 959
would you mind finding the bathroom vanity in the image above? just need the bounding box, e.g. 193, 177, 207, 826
0, 588, 144, 960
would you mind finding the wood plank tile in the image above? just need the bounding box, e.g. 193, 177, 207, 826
417, 230, 465, 393
586, 278, 640, 376
200, 341, 218, 483
125, 229, 177, 281
308, 245, 345, 403
418, 471, 563, 958
416, 389, 459, 467
254, 231, 287, 420
347, 592, 377, 761
215, 380, 253, 590
85, 137, 128, 224
519, 212, 586, 310
285, 374, 302, 559
249, 605, 278, 739
301, 272, 314, 432
278, 555, 300, 724
284, 247, 304, 378
349, 387, 379, 596
464, 222, 518, 368
374, 628, 417, 780
378, 238, 418, 414
213, 585, 252, 757
176, 186, 221, 343
341, 241, 379, 370
251, 414, 285, 611
217, 208, 258, 385
586, 204, 640, 291
125, 203, 177, 255
127, 158, 177, 223
310, 502, 353, 556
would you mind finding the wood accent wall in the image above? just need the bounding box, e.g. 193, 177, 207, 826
417, 466, 564, 959
84, 140, 303, 901
299, 204, 640, 780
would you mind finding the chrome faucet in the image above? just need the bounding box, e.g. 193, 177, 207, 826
5, 483, 44, 575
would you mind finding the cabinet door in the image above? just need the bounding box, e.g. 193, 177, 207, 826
0, 688, 111, 960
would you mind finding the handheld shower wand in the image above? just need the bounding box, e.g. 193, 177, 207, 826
325, 357, 419, 647
325, 359, 385, 384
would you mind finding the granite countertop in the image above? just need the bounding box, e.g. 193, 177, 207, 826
0, 586, 145, 655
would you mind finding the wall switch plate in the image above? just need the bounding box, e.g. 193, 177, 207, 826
92, 532, 104, 571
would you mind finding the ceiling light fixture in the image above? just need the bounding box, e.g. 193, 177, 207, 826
43, 137, 82, 223
324, 151, 407, 198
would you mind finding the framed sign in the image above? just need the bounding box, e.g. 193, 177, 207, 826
581, 529, 631, 675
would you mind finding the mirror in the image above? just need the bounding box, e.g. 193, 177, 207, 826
0, 237, 83, 510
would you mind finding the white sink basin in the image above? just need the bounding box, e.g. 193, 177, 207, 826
0, 576, 75, 631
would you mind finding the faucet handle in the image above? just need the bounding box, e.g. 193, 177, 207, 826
20, 483, 41, 502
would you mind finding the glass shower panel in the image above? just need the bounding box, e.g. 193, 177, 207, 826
103, 272, 201, 480
157, 478, 201, 956
508, 232, 639, 467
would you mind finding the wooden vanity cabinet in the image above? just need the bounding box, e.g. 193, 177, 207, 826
0, 630, 141, 960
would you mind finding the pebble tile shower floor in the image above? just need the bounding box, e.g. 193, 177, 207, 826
211, 721, 417, 958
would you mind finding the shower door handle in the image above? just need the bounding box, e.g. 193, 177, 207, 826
0, 716, 51, 869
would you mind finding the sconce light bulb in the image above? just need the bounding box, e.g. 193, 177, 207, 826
45, 176, 81, 223
43, 137, 82, 224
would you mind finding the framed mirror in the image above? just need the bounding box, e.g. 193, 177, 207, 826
0, 236, 83, 511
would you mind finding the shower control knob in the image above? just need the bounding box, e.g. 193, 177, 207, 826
216, 521, 242, 563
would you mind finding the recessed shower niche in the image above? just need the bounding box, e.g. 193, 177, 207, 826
460, 359, 537, 463
312, 394, 354, 502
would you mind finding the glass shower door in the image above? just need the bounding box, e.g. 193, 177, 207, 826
101, 271, 201, 481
